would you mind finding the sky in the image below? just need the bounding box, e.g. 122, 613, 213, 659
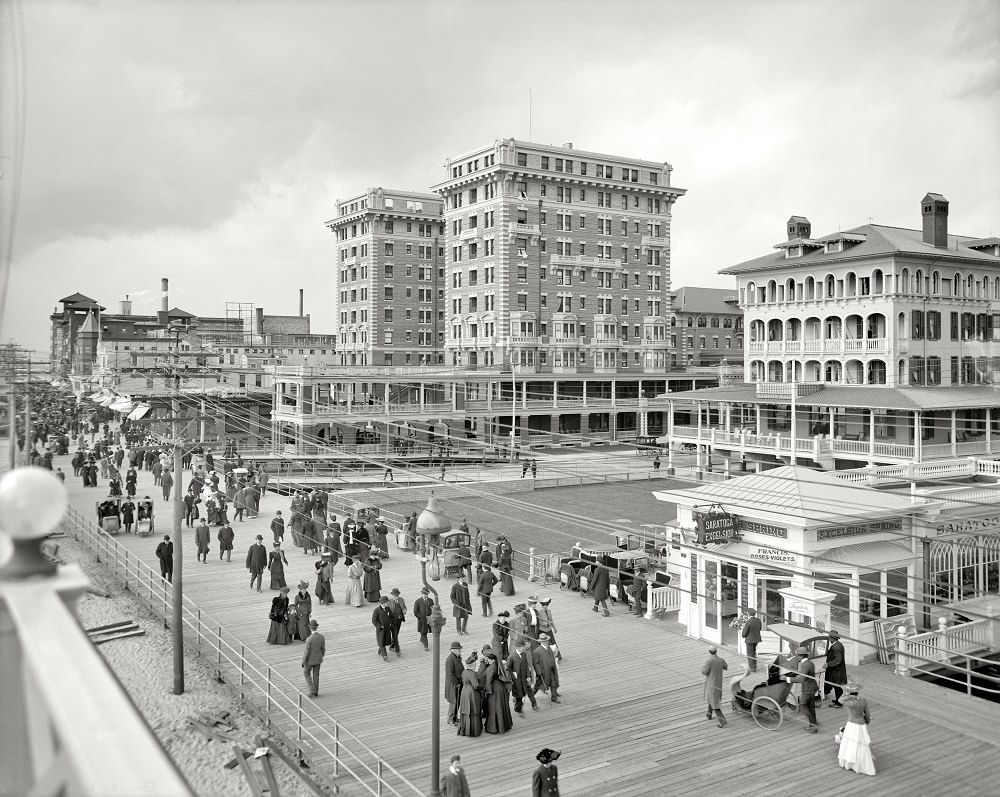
1, 0, 998, 358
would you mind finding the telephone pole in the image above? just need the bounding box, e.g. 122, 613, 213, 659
171, 368, 185, 694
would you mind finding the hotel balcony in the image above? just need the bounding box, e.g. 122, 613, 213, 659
342, 255, 357, 266
548, 254, 623, 270
510, 222, 540, 236
589, 337, 623, 348
747, 338, 888, 356
551, 336, 586, 347
508, 336, 540, 347
459, 227, 482, 241
641, 235, 667, 248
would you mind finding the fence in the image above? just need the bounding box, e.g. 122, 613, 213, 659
64, 507, 425, 797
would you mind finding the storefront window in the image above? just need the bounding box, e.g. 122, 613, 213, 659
815, 575, 851, 628
859, 571, 881, 622
886, 568, 908, 617
705, 560, 718, 630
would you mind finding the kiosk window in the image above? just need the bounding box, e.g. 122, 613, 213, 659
859, 571, 882, 622
814, 576, 851, 628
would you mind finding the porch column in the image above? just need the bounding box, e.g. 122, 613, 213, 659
582, 380, 588, 407
725, 403, 732, 433
951, 410, 957, 457
830, 406, 836, 439
552, 380, 559, 409
869, 409, 876, 466
550, 414, 560, 440
639, 411, 648, 436
419, 382, 425, 412
987, 408, 993, 455
755, 404, 762, 434
915, 411, 922, 462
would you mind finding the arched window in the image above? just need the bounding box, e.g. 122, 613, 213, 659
932, 271, 940, 295
900, 269, 910, 293
746, 281, 756, 303
915, 269, 924, 295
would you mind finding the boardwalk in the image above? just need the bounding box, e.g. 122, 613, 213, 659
57, 456, 1000, 797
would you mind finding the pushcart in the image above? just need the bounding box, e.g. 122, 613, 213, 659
96, 498, 122, 535
730, 663, 794, 730
135, 498, 155, 536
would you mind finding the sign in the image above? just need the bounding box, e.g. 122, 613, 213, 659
935, 514, 1000, 537
690, 553, 698, 605
737, 519, 788, 539
816, 519, 902, 541
750, 546, 797, 564
696, 512, 739, 545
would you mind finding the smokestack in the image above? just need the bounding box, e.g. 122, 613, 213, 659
121, 294, 132, 316
161, 278, 169, 313
299, 288, 304, 317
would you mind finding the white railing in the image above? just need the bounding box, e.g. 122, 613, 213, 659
0, 567, 193, 797
647, 584, 682, 615
896, 618, 993, 671
748, 341, 765, 354
64, 508, 424, 797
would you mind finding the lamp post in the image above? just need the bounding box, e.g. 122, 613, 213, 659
415, 493, 450, 797
507, 342, 517, 462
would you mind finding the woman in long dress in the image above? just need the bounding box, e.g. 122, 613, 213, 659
266, 587, 292, 645
838, 685, 876, 776
290, 492, 306, 548
372, 520, 389, 559
481, 646, 514, 735
314, 554, 333, 605
362, 552, 383, 603
345, 557, 364, 607
268, 543, 289, 591
492, 613, 511, 660
497, 546, 515, 596
292, 581, 312, 640
457, 654, 483, 737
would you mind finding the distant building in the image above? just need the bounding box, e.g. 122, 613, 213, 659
325, 188, 445, 367
670, 287, 743, 367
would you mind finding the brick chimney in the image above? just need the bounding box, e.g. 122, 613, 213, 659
921, 193, 949, 247
786, 216, 811, 240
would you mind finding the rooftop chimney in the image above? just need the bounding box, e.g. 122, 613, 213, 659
921, 193, 949, 247
563, 142, 573, 149
120, 295, 132, 316
786, 216, 811, 241
299, 288, 304, 317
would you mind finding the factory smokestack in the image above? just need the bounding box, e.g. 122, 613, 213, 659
161, 278, 169, 312
299, 288, 304, 317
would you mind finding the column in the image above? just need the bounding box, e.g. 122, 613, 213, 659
639, 411, 648, 436
582, 379, 588, 407
951, 410, 957, 457
755, 404, 762, 435
419, 382, 426, 412
915, 411, 922, 462
869, 408, 876, 466
987, 408, 992, 455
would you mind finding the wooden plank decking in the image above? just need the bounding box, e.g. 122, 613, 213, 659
59, 462, 1000, 797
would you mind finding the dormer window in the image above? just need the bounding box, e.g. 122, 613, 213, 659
826, 241, 842, 253
786, 246, 801, 258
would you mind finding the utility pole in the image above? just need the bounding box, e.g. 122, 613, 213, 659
22, 355, 31, 466
7, 389, 14, 470
171, 373, 185, 694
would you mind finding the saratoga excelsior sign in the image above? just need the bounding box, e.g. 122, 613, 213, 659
696, 512, 739, 545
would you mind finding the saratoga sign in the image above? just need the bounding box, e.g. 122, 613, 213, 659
696, 512, 739, 545
815, 519, 902, 541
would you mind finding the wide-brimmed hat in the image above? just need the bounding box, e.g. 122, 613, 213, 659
829, 629, 841, 639
846, 682, 862, 693
795, 646, 808, 655
528, 594, 539, 602
420, 586, 430, 594
390, 588, 401, 595
538, 633, 550, 642
450, 641, 463, 650
278, 586, 290, 593
539, 597, 552, 605
298, 580, 308, 590
513, 603, 527, 611
536, 749, 561, 764
321, 551, 331, 558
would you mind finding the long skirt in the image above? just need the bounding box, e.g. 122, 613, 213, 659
266, 619, 291, 645
269, 562, 287, 591
294, 611, 312, 641
838, 722, 876, 776
346, 577, 363, 607
499, 571, 515, 596
316, 578, 333, 605
457, 685, 483, 737
483, 682, 514, 734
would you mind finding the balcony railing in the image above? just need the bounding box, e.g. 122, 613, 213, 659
640, 235, 666, 248
511, 222, 540, 236
548, 254, 623, 269
459, 227, 481, 240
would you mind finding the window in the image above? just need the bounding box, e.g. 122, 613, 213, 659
517, 266, 528, 283
384, 309, 393, 322
579, 215, 586, 229
517, 152, 527, 167
384, 264, 393, 278
384, 287, 393, 300
384, 242, 393, 256
517, 293, 528, 311
384, 332, 392, 344
385, 221, 394, 234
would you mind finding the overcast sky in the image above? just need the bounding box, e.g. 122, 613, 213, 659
2, 0, 998, 356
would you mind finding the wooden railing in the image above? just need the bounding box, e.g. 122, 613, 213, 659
0, 566, 193, 796
64, 508, 425, 797
647, 584, 682, 615
896, 617, 997, 691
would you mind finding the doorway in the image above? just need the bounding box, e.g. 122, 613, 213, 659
757, 573, 792, 627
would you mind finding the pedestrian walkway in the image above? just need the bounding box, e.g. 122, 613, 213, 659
48, 450, 1000, 796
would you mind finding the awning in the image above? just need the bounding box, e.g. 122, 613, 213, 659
128, 404, 151, 421
110, 398, 135, 413
813, 541, 915, 568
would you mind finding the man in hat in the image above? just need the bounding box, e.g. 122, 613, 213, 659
456, 537, 473, 583
824, 629, 848, 707
789, 646, 819, 732
155, 534, 173, 583
450, 575, 472, 635
270, 510, 285, 545
477, 543, 493, 578
525, 595, 541, 650
217, 519, 235, 562
507, 639, 538, 714
741, 608, 763, 672
532, 633, 560, 703
372, 595, 392, 661
440, 753, 470, 797
532, 749, 560, 797
301, 619, 325, 698
413, 586, 433, 650
194, 518, 211, 564
246, 534, 268, 592
387, 587, 407, 656
477, 564, 498, 617
701, 646, 728, 727
445, 641, 464, 726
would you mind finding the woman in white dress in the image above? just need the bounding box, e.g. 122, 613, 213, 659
837, 683, 876, 776
344, 556, 364, 607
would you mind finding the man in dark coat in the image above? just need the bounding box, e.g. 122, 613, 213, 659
194, 519, 211, 564
590, 564, 611, 616
456, 540, 473, 582
823, 629, 848, 707
413, 586, 433, 650
450, 576, 472, 635
155, 535, 174, 582
532, 634, 560, 702
270, 510, 285, 544
444, 641, 464, 726
160, 468, 173, 502
477, 565, 498, 617
217, 522, 235, 562
121, 498, 135, 534
440, 754, 471, 797
741, 608, 763, 672
790, 646, 819, 732
507, 639, 538, 714
372, 596, 392, 661
532, 749, 560, 797
246, 534, 268, 592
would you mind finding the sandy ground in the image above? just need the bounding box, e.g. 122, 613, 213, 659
57, 529, 323, 797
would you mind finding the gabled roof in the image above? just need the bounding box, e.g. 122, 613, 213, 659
166, 308, 196, 319
721, 223, 1000, 275
655, 464, 917, 524
77, 310, 98, 335
60, 292, 97, 304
